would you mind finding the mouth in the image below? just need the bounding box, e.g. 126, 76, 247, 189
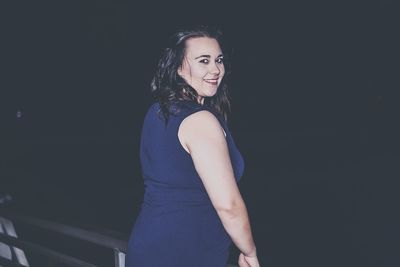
204, 78, 219, 85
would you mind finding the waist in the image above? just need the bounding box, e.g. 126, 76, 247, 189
143, 181, 211, 207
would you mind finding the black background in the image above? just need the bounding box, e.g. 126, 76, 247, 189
1, 1, 399, 266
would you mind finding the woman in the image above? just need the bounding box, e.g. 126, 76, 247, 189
126, 25, 260, 267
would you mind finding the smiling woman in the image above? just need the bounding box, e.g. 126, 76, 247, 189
125, 25, 259, 267
177, 37, 225, 104
149, 25, 232, 124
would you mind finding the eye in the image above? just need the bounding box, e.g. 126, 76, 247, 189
199, 59, 209, 64
216, 57, 224, 64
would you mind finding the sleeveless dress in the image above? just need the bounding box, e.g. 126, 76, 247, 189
126, 101, 245, 267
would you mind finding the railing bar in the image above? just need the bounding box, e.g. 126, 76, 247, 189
6, 214, 128, 253
114, 248, 125, 267
0, 234, 98, 267
0, 257, 26, 267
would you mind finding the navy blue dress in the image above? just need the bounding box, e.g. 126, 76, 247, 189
126, 101, 245, 267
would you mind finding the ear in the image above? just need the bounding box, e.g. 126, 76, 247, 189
177, 66, 184, 77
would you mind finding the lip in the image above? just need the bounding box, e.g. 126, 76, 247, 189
204, 79, 218, 85
204, 78, 219, 85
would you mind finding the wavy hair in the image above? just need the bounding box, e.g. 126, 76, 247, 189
150, 25, 232, 123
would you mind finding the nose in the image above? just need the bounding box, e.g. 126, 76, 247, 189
209, 62, 220, 75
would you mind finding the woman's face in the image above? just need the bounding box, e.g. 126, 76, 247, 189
178, 37, 225, 104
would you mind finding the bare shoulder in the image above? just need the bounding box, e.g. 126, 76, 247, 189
178, 110, 226, 153
181, 110, 220, 129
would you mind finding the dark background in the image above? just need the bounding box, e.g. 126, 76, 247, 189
1, 1, 399, 266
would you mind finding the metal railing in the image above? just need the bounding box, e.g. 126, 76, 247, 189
0, 211, 128, 267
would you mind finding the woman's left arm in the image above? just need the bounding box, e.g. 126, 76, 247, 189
178, 111, 258, 260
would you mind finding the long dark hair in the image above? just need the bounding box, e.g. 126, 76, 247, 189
150, 25, 232, 123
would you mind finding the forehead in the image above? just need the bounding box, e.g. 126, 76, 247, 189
184, 37, 222, 57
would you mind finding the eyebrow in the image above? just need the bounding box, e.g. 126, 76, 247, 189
194, 54, 224, 59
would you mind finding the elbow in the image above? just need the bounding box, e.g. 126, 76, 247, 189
214, 200, 245, 218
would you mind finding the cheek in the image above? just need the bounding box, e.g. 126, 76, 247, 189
218, 64, 225, 76
219, 68, 225, 80
191, 66, 208, 78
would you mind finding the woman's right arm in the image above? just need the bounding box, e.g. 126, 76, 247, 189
178, 111, 260, 266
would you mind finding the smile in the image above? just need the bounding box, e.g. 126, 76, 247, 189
204, 79, 218, 85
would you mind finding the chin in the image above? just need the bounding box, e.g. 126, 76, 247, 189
206, 90, 218, 98
206, 87, 219, 97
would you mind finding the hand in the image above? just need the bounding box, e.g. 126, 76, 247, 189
238, 253, 250, 267
238, 252, 260, 267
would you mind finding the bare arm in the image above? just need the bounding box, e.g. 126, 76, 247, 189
178, 110, 257, 257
